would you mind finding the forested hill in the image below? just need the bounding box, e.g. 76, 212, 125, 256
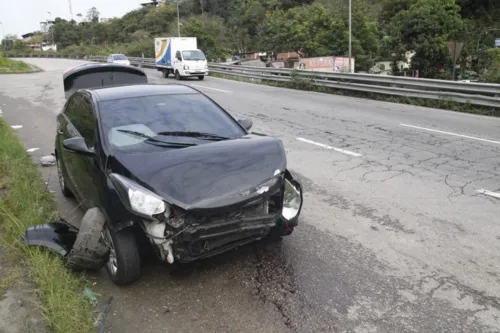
3, 0, 500, 81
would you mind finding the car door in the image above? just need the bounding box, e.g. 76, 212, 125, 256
64, 94, 100, 209
58, 94, 85, 203
174, 51, 182, 72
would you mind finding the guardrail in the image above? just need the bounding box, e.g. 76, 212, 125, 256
8, 54, 500, 108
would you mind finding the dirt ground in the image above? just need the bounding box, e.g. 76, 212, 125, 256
0, 242, 50, 333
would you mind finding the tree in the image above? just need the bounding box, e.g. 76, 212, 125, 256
387, 0, 464, 78
261, 2, 380, 71
480, 48, 500, 83
86, 7, 100, 23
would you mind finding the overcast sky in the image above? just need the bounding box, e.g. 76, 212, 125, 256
0, 0, 146, 39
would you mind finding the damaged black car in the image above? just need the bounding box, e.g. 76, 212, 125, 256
31, 65, 303, 286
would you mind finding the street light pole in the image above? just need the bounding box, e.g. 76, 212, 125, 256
348, 0, 352, 73
47, 12, 54, 45
177, 0, 181, 37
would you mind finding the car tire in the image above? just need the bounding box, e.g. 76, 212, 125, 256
56, 157, 73, 198
198, 76, 204, 80
162, 69, 169, 78
175, 70, 181, 80
103, 226, 141, 286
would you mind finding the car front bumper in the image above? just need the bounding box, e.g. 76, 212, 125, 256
181, 70, 209, 76
173, 214, 292, 263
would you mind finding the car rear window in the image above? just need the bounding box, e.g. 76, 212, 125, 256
113, 55, 128, 60
98, 93, 246, 149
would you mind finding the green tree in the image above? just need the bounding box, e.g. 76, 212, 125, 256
387, 0, 464, 78
262, 2, 380, 71
480, 48, 500, 83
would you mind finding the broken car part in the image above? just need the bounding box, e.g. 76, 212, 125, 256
22, 208, 109, 271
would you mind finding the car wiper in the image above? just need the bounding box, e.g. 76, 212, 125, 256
156, 131, 230, 141
117, 129, 196, 146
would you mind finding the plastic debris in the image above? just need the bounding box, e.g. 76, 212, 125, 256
83, 287, 97, 305
40, 155, 56, 166
96, 297, 113, 333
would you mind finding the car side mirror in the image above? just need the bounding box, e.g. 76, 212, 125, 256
238, 118, 253, 131
63, 137, 95, 156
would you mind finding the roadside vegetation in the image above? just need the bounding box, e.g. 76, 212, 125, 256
1, 0, 499, 82
0, 56, 32, 73
0, 118, 95, 333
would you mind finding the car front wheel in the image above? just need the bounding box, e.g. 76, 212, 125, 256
102, 226, 141, 286
198, 75, 204, 80
175, 70, 181, 80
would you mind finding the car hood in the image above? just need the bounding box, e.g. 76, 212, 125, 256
112, 135, 287, 211
113, 60, 130, 65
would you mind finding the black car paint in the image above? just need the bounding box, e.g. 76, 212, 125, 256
55, 83, 301, 263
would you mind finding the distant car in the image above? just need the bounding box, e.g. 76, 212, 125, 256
107, 54, 131, 66
53, 67, 303, 286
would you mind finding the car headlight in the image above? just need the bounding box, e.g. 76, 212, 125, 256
183, 65, 189, 70
110, 173, 166, 218
282, 179, 302, 221
204, 64, 208, 69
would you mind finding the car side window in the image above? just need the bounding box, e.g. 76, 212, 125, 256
65, 94, 96, 148
176, 51, 181, 61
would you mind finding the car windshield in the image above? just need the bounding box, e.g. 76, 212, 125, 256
98, 93, 246, 153
113, 55, 127, 60
182, 50, 206, 61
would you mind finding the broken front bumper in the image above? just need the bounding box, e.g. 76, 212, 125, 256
172, 214, 285, 263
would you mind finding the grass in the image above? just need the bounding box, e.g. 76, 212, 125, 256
0, 118, 95, 333
0, 57, 33, 73
209, 72, 500, 117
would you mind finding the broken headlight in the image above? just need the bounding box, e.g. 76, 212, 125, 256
110, 173, 166, 218
282, 179, 302, 221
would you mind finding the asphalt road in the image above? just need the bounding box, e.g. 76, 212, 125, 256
1, 58, 500, 333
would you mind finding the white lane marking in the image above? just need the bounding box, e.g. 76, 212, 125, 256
26, 148, 39, 153
190, 84, 232, 93
401, 124, 500, 145
11, 125, 23, 129
296, 137, 362, 157
476, 189, 500, 199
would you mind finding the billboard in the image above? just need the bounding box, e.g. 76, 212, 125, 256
297, 56, 354, 72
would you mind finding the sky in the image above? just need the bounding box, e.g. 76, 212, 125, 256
0, 0, 147, 39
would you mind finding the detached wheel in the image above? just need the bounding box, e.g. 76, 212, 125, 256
56, 157, 73, 198
198, 75, 204, 80
175, 70, 181, 80
102, 226, 141, 286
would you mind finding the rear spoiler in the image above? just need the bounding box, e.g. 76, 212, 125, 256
63, 63, 148, 99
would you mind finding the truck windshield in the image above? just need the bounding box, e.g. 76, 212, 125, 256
182, 50, 206, 61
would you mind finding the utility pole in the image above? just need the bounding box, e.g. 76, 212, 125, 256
348, 0, 352, 73
177, 0, 181, 37
47, 12, 54, 45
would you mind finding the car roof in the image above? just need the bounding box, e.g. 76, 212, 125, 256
87, 84, 200, 102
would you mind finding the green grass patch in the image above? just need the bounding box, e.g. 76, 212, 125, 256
0, 118, 95, 333
0, 57, 33, 73
210, 72, 500, 117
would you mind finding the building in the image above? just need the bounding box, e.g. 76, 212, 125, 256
140, 0, 165, 7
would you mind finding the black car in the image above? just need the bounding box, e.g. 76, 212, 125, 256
54, 66, 303, 286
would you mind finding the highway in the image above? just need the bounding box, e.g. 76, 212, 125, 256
1, 58, 500, 333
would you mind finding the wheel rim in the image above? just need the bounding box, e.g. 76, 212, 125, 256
56, 159, 65, 190
102, 228, 118, 276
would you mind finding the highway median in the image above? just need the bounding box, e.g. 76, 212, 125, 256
0, 118, 95, 333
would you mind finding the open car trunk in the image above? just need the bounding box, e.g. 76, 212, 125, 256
63, 63, 148, 99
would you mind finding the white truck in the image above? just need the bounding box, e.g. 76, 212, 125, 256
154, 37, 209, 80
